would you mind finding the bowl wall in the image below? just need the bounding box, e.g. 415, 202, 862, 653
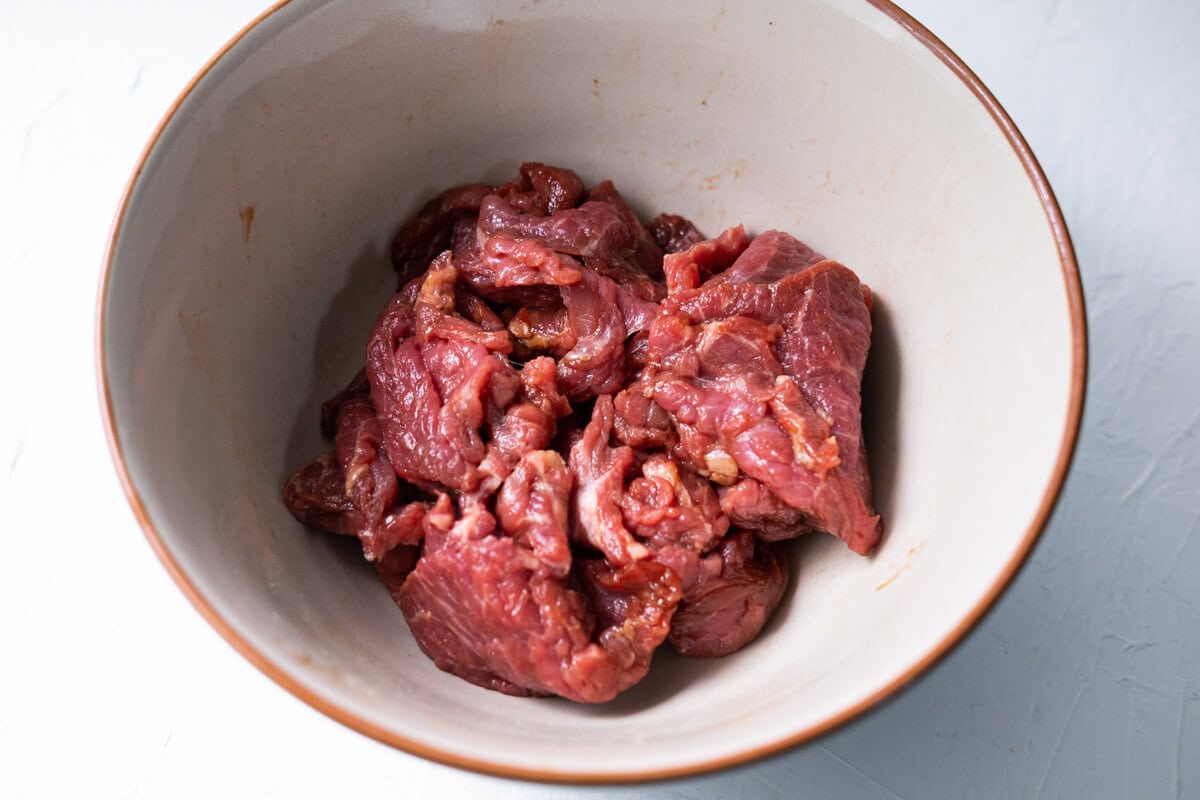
100, 0, 1083, 780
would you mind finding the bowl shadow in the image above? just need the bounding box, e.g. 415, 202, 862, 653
276, 239, 396, 579
277, 240, 393, 495
861, 293, 901, 530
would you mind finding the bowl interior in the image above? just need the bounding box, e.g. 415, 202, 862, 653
102, 0, 1078, 779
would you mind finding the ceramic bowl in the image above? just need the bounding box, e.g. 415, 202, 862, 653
98, 0, 1086, 782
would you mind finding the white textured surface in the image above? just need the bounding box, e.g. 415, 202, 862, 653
0, 1, 1196, 798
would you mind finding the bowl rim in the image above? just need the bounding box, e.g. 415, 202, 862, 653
94, 0, 1088, 784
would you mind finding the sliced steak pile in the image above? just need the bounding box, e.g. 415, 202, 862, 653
282, 163, 881, 702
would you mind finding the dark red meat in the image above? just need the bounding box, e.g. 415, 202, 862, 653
398, 493, 681, 702
478, 195, 633, 265
612, 379, 674, 449
718, 477, 812, 540
282, 451, 361, 537
662, 224, 749, 295
285, 362, 431, 562
707, 228, 825, 286
476, 355, 571, 494
646, 230, 881, 554
556, 271, 629, 399
567, 395, 650, 564
391, 183, 493, 279
281, 446, 426, 563
333, 396, 403, 559
376, 544, 421, 598
496, 451, 574, 578
618, 455, 785, 655
283, 163, 883, 703
648, 213, 706, 255
668, 531, 790, 658
621, 453, 728, 555
495, 161, 586, 216
620, 453, 729, 593
366, 261, 520, 493
585, 180, 664, 279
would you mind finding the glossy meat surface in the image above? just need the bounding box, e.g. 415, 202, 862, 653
283, 163, 882, 701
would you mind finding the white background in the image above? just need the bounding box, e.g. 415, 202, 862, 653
2, 1, 1198, 797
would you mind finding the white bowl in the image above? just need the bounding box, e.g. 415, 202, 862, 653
97, 0, 1086, 782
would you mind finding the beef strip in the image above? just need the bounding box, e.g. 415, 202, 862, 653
555, 271, 629, 399
585, 179, 664, 279
612, 379, 674, 450
495, 451, 574, 578
667, 531, 790, 658
475, 355, 571, 497
647, 230, 881, 554
290, 348, 431, 562
282, 451, 362, 537
495, 161, 586, 216
718, 477, 813, 540
662, 224, 749, 295
568, 395, 651, 564
333, 396, 400, 553
478, 194, 634, 265
366, 259, 520, 494
282, 447, 425, 565
454, 232, 583, 307
648, 213, 705, 255
619, 455, 787, 657
621, 453, 728, 555
398, 490, 681, 702
391, 183, 494, 279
